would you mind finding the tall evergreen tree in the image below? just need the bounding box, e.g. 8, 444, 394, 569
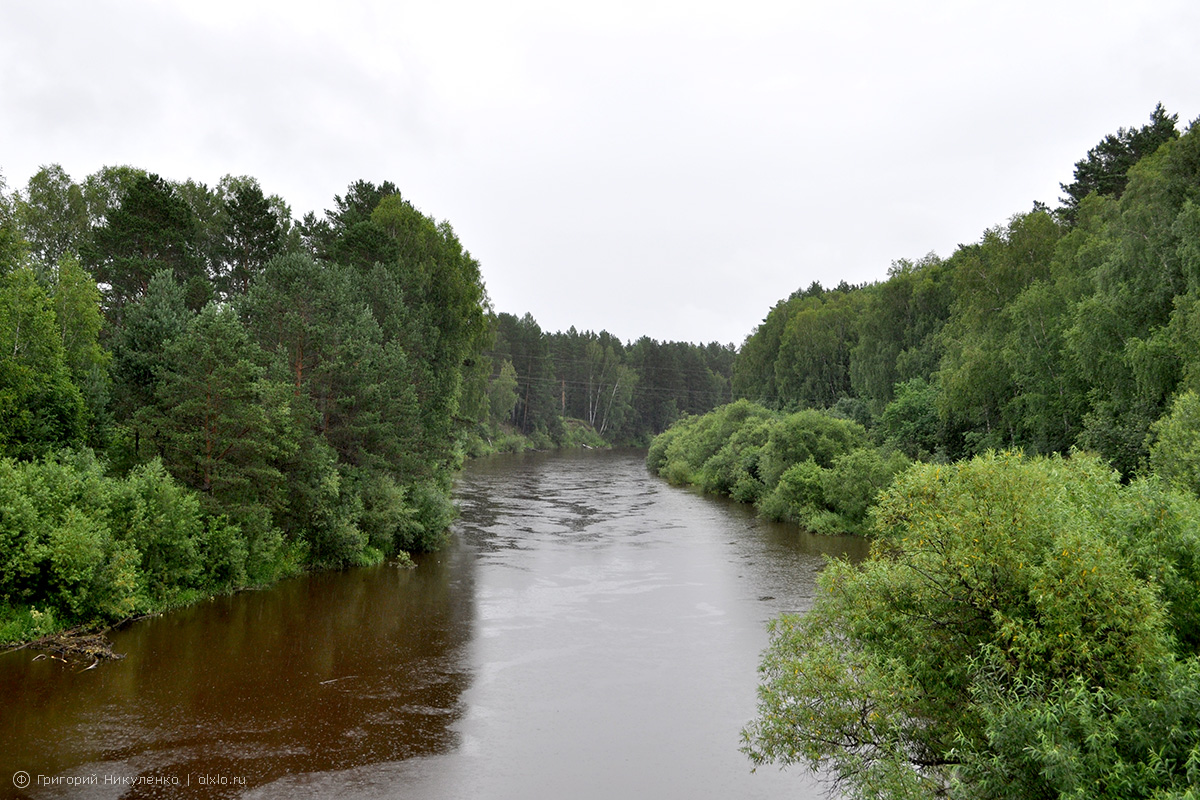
1059, 103, 1179, 222
83, 173, 208, 318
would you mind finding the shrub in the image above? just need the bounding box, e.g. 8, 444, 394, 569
744, 451, 1200, 799
758, 409, 866, 488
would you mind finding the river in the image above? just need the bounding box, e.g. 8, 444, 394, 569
0, 449, 867, 799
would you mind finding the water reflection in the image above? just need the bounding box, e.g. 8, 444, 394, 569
0, 548, 474, 798
1, 449, 864, 799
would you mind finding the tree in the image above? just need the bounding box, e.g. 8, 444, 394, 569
15, 164, 90, 277
217, 179, 286, 296
1059, 103, 1179, 223
81, 165, 145, 228
1149, 390, 1200, 498
877, 377, 940, 459
0, 268, 85, 458
493, 312, 558, 435
850, 254, 950, 413
773, 290, 864, 409
50, 255, 111, 444
243, 253, 423, 477
0, 170, 28, 275
488, 358, 520, 421
141, 304, 291, 513
109, 270, 193, 431
83, 173, 208, 317
743, 452, 1200, 799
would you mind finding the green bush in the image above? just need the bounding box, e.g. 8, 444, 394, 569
758, 409, 867, 487
0, 452, 149, 624
196, 515, 249, 591
821, 447, 911, 530
743, 451, 1200, 799
698, 417, 773, 499
108, 459, 204, 601
759, 459, 825, 523
651, 400, 775, 487
399, 479, 455, 553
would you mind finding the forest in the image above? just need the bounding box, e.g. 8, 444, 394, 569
650, 105, 1200, 798
0, 168, 731, 646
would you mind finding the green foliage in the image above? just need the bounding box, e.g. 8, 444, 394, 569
488, 358, 520, 421
850, 254, 951, 412
0, 170, 30, 275
757, 446, 910, 534
1150, 390, 1200, 498
143, 303, 292, 511
757, 459, 825, 524
648, 401, 897, 533
1059, 103, 1180, 222
773, 289, 865, 408
50, 255, 111, 445
655, 399, 775, 486
109, 270, 192, 426
697, 416, 773, 501
0, 450, 244, 635
0, 169, 502, 643
877, 377, 940, 459
757, 408, 866, 487
216, 178, 287, 297
83, 172, 209, 316
724, 112, 1200, 479
15, 164, 90, 275
0, 267, 86, 458
742, 452, 1200, 799
820, 447, 911, 529
960, 659, 1200, 800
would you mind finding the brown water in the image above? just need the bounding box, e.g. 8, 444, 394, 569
0, 449, 867, 799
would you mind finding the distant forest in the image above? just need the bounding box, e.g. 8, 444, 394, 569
0, 168, 731, 642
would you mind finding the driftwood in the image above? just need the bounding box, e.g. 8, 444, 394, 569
16, 628, 124, 665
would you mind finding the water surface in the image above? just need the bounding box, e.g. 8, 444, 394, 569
0, 449, 866, 798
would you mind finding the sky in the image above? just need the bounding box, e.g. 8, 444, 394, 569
2, 1, 1199, 347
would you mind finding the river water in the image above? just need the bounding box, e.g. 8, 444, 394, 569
0, 449, 867, 799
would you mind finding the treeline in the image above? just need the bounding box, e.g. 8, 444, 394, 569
0, 164, 736, 643
648, 105, 1200, 798
470, 312, 734, 452
733, 104, 1199, 479
0, 170, 488, 642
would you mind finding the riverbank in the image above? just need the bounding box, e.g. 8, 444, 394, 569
0, 448, 442, 650
647, 399, 909, 534
459, 417, 614, 457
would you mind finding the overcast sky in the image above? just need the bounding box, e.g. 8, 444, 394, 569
3, 1, 1198, 346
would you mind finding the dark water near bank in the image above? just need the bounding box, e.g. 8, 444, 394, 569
0, 449, 867, 799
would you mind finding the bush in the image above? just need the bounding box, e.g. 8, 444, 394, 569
0, 452, 150, 624
399, 479, 455, 553
1149, 389, 1200, 497
698, 417, 773, 499
820, 447, 911, 530
757, 409, 866, 488
759, 459, 825, 523
656, 400, 775, 485
743, 451, 1200, 799
108, 459, 205, 601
